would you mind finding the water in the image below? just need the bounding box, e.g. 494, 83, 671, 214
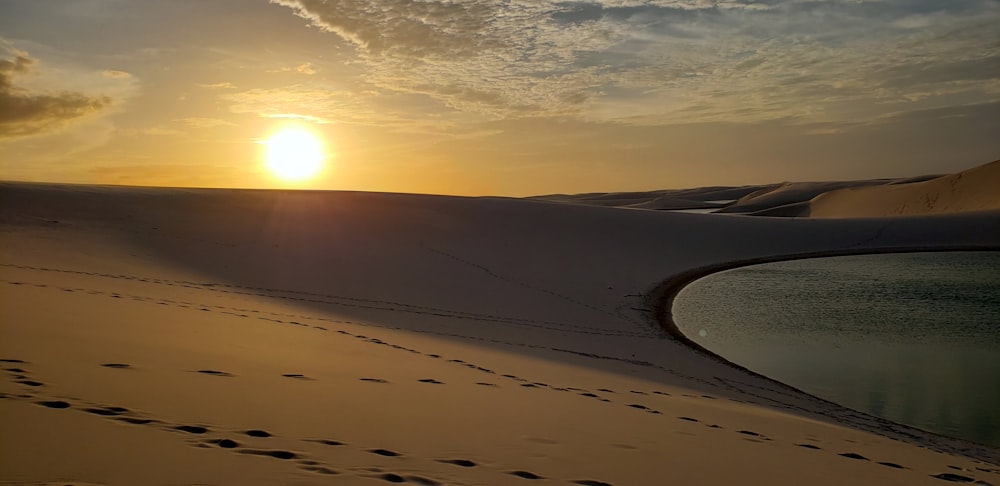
672, 251, 1000, 447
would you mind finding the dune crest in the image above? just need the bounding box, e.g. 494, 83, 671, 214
809, 160, 1000, 218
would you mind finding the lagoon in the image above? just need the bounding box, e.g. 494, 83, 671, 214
673, 252, 1000, 447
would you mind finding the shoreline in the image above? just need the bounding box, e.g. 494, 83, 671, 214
649, 244, 1000, 463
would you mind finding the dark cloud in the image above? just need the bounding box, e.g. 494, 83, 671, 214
0, 53, 111, 138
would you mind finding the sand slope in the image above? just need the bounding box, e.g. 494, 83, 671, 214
1, 182, 999, 485
531, 185, 768, 211
809, 160, 1000, 218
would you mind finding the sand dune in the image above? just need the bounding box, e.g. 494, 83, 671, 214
2, 182, 999, 485
809, 160, 1000, 218
531, 185, 769, 211
717, 180, 891, 215
532, 163, 994, 218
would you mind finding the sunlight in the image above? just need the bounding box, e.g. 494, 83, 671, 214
262, 126, 326, 182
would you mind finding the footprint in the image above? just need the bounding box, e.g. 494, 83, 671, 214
580, 393, 598, 398
240, 449, 298, 460
407, 476, 441, 485
417, 379, 443, 384
521, 384, 538, 388
101, 363, 132, 369
678, 417, 699, 422
476, 382, 497, 387
597, 388, 615, 393
738, 431, 760, 437
16, 380, 44, 387
0, 359, 26, 364
175, 425, 209, 434
627, 404, 648, 410
5, 368, 26, 373
509, 471, 544, 479
37, 400, 70, 409
282, 373, 314, 380
361, 378, 389, 383
381, 473, 405, 483
930, 473, 976, 482
439, 459, 476, 467
369, 448, 402, 457
84, 406, 128, 416
574, 481, 613, 486
797, 444, 821, 450
209, 438, 240, 449
310, 439, 345, 446
839, 453, 869, 461
878, 462, 905, 469
196, 370, 234, 377
302, 465, 338, 475
245, 429, 271, 438
118, 417, 157, 425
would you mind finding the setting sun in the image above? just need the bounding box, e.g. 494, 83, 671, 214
263, 127, 326, 181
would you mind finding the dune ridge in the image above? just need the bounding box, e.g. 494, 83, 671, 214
809, 159, 1000, 218
535, 159, 998, 218
2, 181, 999, 485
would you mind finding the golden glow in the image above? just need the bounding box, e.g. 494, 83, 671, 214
263, 127, 326, 181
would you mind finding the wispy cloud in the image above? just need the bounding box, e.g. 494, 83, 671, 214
178, 117, 235, 128
102, 69, 131, 79
0, 51, 112, 138
270, 0, 1000, 125
266, 62, 318, 75
223, 83, 469, 133
196, 81, 238, 89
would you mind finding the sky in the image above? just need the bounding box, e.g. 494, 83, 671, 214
0, 0, 998, 196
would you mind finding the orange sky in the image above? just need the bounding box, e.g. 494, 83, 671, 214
1, 0, 998, 196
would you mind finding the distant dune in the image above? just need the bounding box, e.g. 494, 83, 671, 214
531, 185, 771, 210
534, 160, 998, 220
717, 180, 890, 215
809, 160, 1000, 218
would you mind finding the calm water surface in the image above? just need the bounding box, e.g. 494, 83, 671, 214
673, 252, 1000, 447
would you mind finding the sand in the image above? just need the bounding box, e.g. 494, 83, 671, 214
809, 160, 1000, 218
538, 160, 999, 218
1, 180, 999, 485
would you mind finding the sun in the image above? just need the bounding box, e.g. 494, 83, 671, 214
263, 127, 326, 181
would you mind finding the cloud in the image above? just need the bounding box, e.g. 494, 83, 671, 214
196, 81, 237, 89
0, 52, 112, 138
266, 62, 319, 75
270, 0, 1000, 125
178, 117, 235, 128
102, 70, 131, 79
296, 62, 317, 75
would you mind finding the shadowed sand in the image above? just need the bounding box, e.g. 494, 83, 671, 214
1, 177, 999, 485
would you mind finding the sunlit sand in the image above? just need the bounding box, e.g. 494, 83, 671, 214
2, 161, 999, 485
